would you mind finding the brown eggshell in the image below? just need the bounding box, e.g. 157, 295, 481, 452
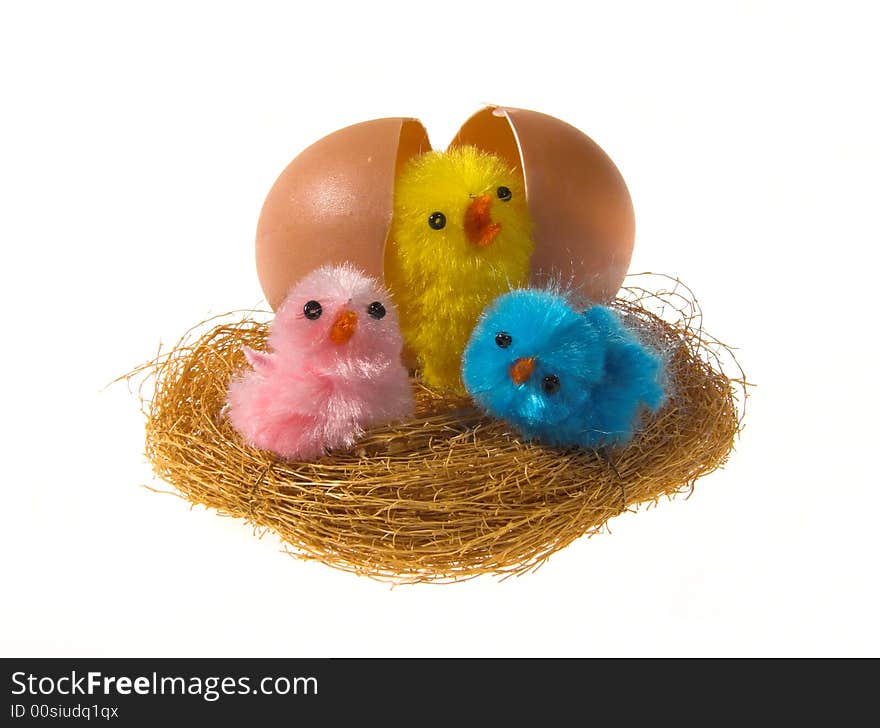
256, 117, 431, 310
451, 106, 635, 302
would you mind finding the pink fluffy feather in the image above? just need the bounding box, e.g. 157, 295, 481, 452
226, 264, 414, 460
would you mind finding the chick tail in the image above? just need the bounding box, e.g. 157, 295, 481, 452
242, 345, 273, 373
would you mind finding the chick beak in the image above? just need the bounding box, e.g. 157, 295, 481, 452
509, 356, 536, 385
464, 193, 502, 247
329, 309, 358, 345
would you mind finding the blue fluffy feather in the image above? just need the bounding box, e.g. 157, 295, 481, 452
462, 289, 666, 449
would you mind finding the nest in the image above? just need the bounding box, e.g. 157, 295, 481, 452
132, 275, 745, 583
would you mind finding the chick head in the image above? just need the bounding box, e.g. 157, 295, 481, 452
462, 289, 605, 431
388, 145, 533, 285
270, 263, 403, 365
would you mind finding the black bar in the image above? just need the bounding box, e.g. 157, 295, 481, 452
2, 658, 874, 724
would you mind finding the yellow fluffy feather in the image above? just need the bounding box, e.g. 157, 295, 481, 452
385, 146, 534, 392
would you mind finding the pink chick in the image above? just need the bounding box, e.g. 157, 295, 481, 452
226, 263, 414, 460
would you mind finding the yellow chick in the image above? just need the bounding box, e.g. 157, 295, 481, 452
385, 146, 534, 393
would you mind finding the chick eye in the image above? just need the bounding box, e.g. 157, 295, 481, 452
497, 186, 512, 202
428, 212, 446, 230
495, 332, 512, 348
542, 374, 560, 394
303, 300, 322, 320
367, 301, 386, 320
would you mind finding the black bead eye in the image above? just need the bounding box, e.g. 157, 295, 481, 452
495, 332, 512, 348
303, 300, 322, 320
542, 374, 560, 394
367, 301, 386, 320
497, 186, 512, 201
428, 212, 446, 230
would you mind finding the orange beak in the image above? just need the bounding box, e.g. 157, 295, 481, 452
509, 357, 536, 385
464, 193, 502, 247
329, 309, 357, 345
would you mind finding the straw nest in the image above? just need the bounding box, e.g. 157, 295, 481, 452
133, 275, 745, 583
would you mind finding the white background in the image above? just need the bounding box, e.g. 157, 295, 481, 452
1, 1, 877, 657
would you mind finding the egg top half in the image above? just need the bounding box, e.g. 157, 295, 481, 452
255, 106, 635, 311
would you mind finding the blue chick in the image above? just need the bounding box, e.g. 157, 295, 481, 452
462, 289, 666, 449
